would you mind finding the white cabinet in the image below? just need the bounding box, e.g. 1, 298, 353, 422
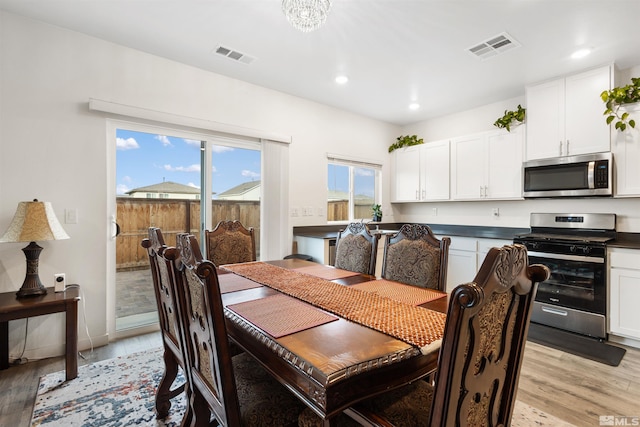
391, 140, 449, 202
525, 65, 611, 160
608, 248, 640, 341
612, 104, 640, 196
450, 128, 523, 200
446, 237, 477, 293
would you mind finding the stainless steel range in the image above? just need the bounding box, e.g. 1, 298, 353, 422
513, 213, 616, 339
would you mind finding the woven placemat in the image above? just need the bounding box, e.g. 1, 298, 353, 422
227, 294, 338, 338
293, 264, 360, 280
351, 280, 446, 306
222, 262, 446, 349
218, 273, 263, 294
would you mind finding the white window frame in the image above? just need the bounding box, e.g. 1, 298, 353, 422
327, 153, 382, 223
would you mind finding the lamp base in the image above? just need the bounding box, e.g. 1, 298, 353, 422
16, 242, 48, 298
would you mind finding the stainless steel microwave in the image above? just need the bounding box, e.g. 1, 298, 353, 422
523, 152, 612, 198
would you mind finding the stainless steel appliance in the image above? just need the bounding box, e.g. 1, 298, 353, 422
513, 213, 616, 339
523, 152, 612, 198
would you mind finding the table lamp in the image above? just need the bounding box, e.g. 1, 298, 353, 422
0, 199, 70, 298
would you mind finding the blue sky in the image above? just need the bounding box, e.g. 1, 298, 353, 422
116, 129, 261, 198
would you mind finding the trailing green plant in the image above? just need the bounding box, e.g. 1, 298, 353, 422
388, 134, 424, 153
493, 104, 526, 132
601, 77, 640, 131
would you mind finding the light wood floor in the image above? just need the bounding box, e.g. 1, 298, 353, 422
1, 332, 638, 426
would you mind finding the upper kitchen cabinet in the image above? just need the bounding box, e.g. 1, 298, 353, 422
613, 104, 640, 196
391, 140, 450, 202
451, 127, 523, 200
525, 65, 612, 161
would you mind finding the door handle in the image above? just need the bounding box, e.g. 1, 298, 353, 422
112, 219, 121, 239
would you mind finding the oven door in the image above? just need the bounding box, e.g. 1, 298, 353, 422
527, 251, 606, 314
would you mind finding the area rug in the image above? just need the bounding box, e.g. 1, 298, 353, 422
31, 348, 186, 426
30, 347, 574, 426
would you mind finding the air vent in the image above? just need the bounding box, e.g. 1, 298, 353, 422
214, 45, 255, 65
467, 32, 520, 60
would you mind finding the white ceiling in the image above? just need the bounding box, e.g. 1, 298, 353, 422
2, 1, 640, 126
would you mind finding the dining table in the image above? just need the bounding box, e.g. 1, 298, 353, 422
218, 258, 449, 425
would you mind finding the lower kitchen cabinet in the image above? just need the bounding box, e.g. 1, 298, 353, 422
608, 248, 640, 341
444, 237, 512, 293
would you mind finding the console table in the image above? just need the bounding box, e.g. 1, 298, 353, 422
0, 286, 80, 380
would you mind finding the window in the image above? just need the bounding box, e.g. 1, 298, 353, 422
327, 155, 381, 222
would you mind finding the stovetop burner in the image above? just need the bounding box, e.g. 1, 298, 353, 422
516, 213, 617, 245
514, 233, 614, 244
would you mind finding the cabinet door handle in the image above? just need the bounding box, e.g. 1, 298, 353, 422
559, 141, 563, 156
421, 189, 426, 199
416, 189, 419, 200
566, 139, 570, 155
484, 185, 488, 197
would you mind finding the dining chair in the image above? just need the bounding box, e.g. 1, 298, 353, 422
141, 227, 191, 423
334, 222, 380, 275
299, 243, 550, 427
173, 233, 306, 427
205, 220, 257, 267
381, 223, 451, 291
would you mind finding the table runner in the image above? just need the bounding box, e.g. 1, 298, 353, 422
351, 280, 446, 306
222, 262, 446, 352
218, 273, 263, 294
227, 294, 339, 338
293, 264, 360, 280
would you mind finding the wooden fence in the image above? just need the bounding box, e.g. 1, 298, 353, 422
117, 198, 374, 270
116, 198, 260, 270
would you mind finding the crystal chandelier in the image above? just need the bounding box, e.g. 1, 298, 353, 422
282, 0, 332, 33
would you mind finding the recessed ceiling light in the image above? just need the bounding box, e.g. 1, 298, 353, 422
409, 103, 420, 110
571, 48, 591, 59
335, 75, 348, 85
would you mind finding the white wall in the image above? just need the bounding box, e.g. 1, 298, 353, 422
398, 83, 640, 232
0, 11, 398, 359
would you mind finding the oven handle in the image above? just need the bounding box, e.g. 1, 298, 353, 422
527, 251, 604, 264
541, 306, 568, 317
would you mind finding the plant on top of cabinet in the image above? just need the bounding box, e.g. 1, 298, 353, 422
493, 104, 526, 132
601, 77, 640, 131
388, 134, 424, 152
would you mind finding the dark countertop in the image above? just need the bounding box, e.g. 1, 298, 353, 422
293, 223, 530, 241
609, 233, 640, 249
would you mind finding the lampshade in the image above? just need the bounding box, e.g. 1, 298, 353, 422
282, 0, 331, 33
0, 200, 69, 243
0, 200, 69, 298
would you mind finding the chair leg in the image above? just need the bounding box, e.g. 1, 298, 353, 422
155, 349, 181, 419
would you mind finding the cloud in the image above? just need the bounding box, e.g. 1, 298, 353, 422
183, 138, 201, 147
155, 135, 172, 147
116, 183, 131, 195
241, 169, 260, 179
163, 164, 201, 173
187, 182, 200, 189
212, 145, 234, 153
355, 168, 374, 177
122, 175, 132, 183
116, 137, 139, 150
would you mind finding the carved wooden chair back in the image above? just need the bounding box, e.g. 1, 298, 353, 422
141, 227, 189, 422
205, 220, 256, 267
334, 222, 380, 275
173, 233, 305, 427
381, 223, 451, 291
428, 244, 549, 426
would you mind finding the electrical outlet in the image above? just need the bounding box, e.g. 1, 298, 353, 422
492, 208, 500, 217
432, 207, 438, 216
290, 207, 299, 217
54, 273, 66, 292
65, 208, 78, 224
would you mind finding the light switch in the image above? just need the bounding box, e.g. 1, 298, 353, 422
65, 208, 78, 224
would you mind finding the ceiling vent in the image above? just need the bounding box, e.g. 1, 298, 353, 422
467, 32, 520, 60
214, 45, 255, 65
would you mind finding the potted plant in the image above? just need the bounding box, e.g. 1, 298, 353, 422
371, 204, 382, 222
388, 134, 424, 153
493, 104, 526, 132
601, 77, 640, 131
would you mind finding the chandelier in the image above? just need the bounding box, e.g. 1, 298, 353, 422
282, 0, 332, 33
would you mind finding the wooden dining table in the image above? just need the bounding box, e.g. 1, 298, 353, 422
219, 258, 448, 424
